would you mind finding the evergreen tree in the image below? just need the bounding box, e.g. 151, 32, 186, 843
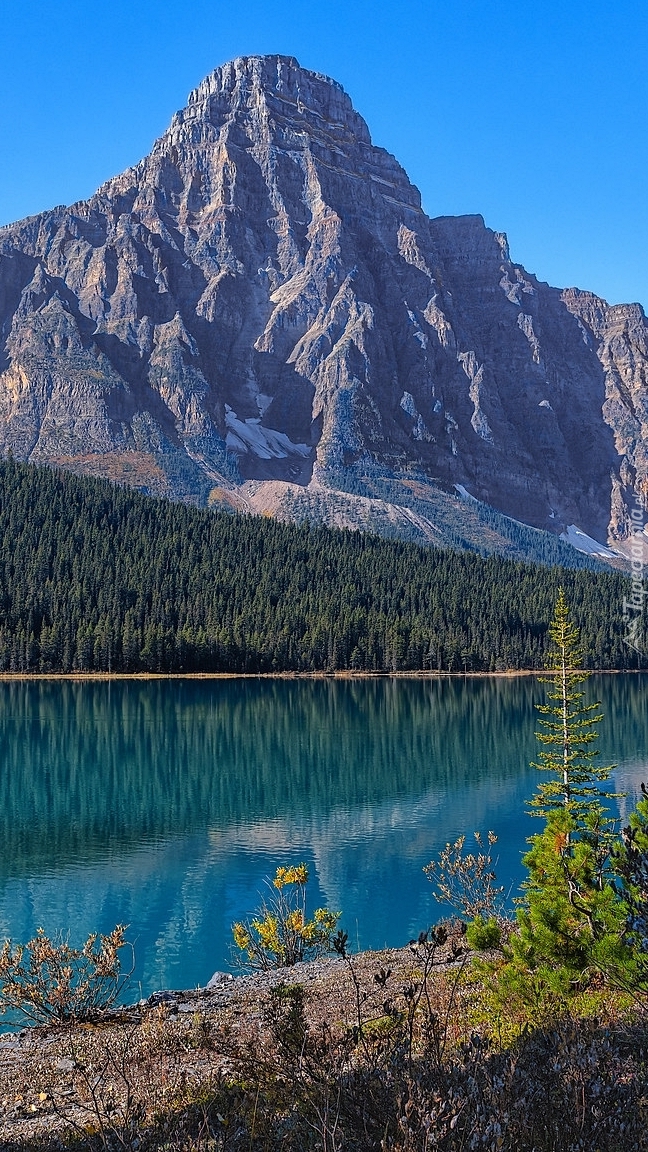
512, 590, 626, 982
530, 588, 616, 829
610, 783, 648, 995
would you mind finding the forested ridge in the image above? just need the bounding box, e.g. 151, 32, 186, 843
0, 459, 643, 673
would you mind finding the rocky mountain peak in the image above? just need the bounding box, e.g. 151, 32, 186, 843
98, 54, 419, 222
183, 54, 370, 144
0, 55, 646, 560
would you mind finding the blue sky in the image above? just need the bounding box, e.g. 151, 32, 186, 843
1, 0, 646, 307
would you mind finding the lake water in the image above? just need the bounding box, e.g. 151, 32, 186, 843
0, 675, 646, 1010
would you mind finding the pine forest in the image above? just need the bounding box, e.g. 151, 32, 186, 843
0, 458, 643, 675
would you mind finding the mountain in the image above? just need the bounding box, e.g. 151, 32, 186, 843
0, 54, 646, 560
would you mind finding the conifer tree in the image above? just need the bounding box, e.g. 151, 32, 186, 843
610, 783, 648, 994
530, 588, 616, 830
513, 590, 625, 981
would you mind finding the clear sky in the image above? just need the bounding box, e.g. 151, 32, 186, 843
1, 0, 646, 308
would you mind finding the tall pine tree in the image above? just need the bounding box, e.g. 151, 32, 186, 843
530, 588, 615, 827
512, 590, 625, 982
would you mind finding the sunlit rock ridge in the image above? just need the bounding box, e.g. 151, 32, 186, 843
0, 54, 646, 555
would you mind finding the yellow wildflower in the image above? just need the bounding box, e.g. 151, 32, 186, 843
232, 923, 251, 951
274, 864, 309, 889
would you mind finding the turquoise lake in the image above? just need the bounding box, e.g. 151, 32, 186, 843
0, 675, 646, 1008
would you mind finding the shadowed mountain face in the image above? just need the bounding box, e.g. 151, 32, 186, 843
0, 54, 646, 544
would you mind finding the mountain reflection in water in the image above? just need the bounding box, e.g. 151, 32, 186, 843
0, 675, 645, 1000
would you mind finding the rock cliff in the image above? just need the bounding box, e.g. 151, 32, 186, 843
0, 55, 646, 549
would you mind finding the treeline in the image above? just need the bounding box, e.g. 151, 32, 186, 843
0, 458, 643, 673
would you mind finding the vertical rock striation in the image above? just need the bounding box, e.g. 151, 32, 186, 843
0, 54, 646, 542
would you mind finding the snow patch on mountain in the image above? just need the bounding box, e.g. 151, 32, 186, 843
225, 407, 311, 461
559, 525, 620, 558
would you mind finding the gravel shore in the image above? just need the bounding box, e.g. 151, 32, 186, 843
0, 941, 466, 1148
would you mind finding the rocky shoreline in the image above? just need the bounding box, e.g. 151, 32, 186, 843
0, 943, 458, 1148
1, 935, 646, 1151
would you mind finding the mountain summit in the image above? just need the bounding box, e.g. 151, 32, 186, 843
0, 55, 646, 554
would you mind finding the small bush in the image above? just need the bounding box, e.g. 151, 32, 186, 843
263, 981, 308, 1062
232, 864, 340, 970
0, 924, 132, 1025
424, 831, 506, 920
466, 915, 502, 951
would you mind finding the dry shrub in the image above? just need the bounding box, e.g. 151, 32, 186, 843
424, 832, 506, 922
0, 925, 132, 1025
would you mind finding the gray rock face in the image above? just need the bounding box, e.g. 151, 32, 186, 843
0, 54, 646, 540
